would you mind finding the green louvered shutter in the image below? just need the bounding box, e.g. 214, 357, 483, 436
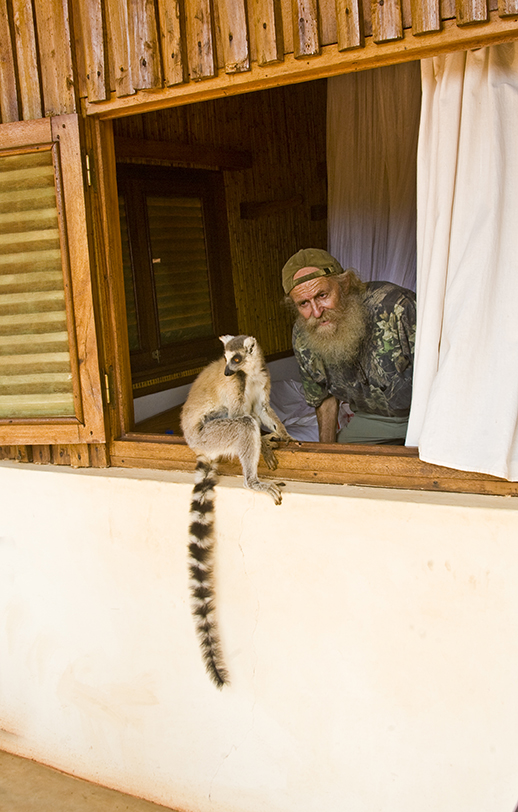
0, 148, 75, 417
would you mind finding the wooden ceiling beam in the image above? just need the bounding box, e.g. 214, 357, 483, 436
114, 134, 253, 169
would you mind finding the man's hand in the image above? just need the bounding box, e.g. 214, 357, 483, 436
316, 396, 339, 443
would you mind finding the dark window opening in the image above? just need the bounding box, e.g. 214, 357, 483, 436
116, 163, 238, 398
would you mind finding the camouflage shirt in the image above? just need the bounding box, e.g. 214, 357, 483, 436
293, 281, 416, 417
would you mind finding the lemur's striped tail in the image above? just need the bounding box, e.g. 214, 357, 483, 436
188, 458, 229, 688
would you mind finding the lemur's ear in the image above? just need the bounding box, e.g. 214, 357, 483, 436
244, 336, 256, 354
219, 335, 234, 347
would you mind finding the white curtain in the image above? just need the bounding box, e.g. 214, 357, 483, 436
327, 63, 421, 290
406, 44, 518, 480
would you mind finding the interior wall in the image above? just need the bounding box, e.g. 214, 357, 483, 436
113, 81, 328, 358
1, 461, 518, 812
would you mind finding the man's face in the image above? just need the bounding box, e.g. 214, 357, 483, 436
290, 270, 346, 329
289, 268, 367, 365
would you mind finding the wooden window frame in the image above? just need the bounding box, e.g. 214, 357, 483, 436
116, 162, 238, 396
88, 105, 518, 497
0, 115, 106, 446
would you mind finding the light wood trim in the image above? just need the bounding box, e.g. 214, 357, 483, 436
10, 0, 42, 120
0, 422, 81, 444
109, 436, 518, 495
51, 115, 105, 441
88, 118, 135, 437
113, 134, 253, 168
37, 142, 83, 424
0, 118, 52, 147
0, 0, 19, 122
156, 0, 186, 85
253, 0, 284, 65
336, 0, 364, 50
88, 12, 518, 118
32, 0, 77, 116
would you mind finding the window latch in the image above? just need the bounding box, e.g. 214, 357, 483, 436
152, 349, 161, 363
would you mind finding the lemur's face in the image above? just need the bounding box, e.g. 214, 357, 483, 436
223, 348, 245, 376
220, 335, 256, 377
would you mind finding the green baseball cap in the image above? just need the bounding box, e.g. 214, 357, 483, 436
282, 248, 344, 295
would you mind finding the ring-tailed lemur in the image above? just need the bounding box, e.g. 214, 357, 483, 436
181, 334, 293, 687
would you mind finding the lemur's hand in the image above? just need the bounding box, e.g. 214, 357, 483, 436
260, 435, 279, 469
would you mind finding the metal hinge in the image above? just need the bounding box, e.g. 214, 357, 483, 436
85, 153, 94, 187
104, 371, 112, 405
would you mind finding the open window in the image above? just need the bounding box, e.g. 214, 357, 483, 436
103, 82, 328, 437
91, 76, 518, 496
0, 116, 105, 446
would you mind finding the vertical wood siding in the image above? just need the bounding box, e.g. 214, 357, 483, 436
411, 0, 440, 33
253, 0, 284, 64
156, 0, 186, 85
292, 0, 321, 56
335, 0, 364, 50
184, 0, 217, 79
372, 0, 404, 41
11, 0, 42, 119
33, 0, 76, 116
72, 0, 108, 102
0, 0, 516, 122
0, 0, 19, 122
216, 0, 251, 72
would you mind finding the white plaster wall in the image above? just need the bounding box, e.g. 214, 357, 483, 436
1, 460, 518, 812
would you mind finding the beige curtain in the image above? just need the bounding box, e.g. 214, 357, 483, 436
326, 63, 421, 290
406, 44, 518, 480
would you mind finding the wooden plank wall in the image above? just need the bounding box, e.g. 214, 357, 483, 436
112, 81, 328, 358
0, 0, 516, 477
0, 0, 516, 124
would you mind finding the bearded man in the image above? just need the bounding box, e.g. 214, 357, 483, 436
282, 248, 416, 444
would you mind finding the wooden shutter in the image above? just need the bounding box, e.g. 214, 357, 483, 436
146, 195, 213, 344
0, 116, 106, 444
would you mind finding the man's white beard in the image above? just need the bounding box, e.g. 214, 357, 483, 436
296, 291, 368, 366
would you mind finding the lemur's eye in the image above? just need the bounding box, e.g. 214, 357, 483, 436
232, 354, 241, 364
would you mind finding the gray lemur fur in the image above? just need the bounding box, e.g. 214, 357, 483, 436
180, 334, 293, 687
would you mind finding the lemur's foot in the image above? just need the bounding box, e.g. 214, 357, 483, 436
246, 477, 283, 505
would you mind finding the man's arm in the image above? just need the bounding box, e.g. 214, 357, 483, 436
316, 395, 339, 443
